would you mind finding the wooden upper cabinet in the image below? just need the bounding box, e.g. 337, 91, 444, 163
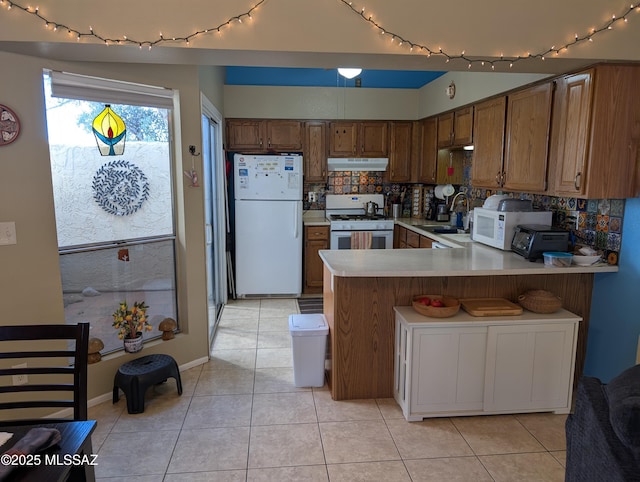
266, 120, 303, 150
417, 117, 437, 184
437, 112, 454, 148
453, 107, 474, 146
550, 73, 592, 196
503, 82, 553, 192
471, 96, 507, 189
437, 107, 473, 148
303, 121, 327, 182
226, 119, 266, 151
388, 121, 412, 182
550, 65, 640, 198
329, 121, 388, 157
329, 122, 358, 156
360, 122, 388, 156
226, 119, 302, 151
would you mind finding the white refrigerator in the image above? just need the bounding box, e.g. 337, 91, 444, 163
234, 154, 303, 297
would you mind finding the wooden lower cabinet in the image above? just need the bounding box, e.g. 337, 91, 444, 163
395, 225, 434, 248
394, 306, 580, 421
303, 225, 329, 294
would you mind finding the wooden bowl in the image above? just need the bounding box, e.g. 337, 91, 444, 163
412, 295, 461, 318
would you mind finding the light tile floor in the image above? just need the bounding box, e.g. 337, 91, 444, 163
90, 298, 567, 481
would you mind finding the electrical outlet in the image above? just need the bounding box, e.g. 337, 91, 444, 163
308, 192, 317, 203
12, 363, 28, 385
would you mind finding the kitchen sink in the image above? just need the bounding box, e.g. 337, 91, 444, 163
415, 225, 458, 234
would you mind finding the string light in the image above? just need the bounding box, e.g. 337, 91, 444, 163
338, 0, 640, 69
0, 0, 265, 49
0, 0, 637, 70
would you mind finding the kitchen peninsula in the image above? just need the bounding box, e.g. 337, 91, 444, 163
319, 244, 617, 401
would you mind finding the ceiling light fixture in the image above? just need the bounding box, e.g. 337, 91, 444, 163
337, 68, 362, 79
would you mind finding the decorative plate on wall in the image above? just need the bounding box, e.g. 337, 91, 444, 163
0, 103, 21, 146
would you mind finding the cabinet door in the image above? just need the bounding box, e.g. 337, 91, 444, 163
471, 97, 506, 188
329, 122, 357, 156
226, 120, 265, 150
388, 122, 412, 182
360, 122, 388, 157
405, 230, 420, 248
417, 117, 437, 183
419, 235, 433, 248
266, 120, 302, 150
484, 323, 576, 412
303, 226, 329, 292
551, 73, 592, 195
503, 83, 553, 192
437, 112, 454, 148
304, 121, 327, 182
453, 106, 474, 145
411, 327, 486, 413
394, 225, 407, 248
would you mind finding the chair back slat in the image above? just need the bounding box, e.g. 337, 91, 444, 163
0, 350, 76, 359
0, 323, 89, 421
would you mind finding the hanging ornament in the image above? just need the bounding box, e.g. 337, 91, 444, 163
92, 105, 126, 156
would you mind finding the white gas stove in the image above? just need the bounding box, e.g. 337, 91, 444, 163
325, 194, 394, 249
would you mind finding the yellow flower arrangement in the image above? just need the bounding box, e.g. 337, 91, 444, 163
112, 301, 152, 340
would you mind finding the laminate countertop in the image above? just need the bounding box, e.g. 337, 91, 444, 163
319, 243, 618, 278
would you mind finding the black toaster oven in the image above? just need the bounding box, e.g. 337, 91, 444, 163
511, 224, 570, 261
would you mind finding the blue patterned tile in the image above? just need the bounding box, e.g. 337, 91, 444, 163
607, 233, 621, 251
587, 199, 598, 213
610, 199, 625, 217
598, 199, 610, 215
576, 199, 587, 211
582, 229, 595, 245
609, 216, 622, 233
586, 213, 597, 230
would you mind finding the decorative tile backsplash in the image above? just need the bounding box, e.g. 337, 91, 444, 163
303, 158, 625, 264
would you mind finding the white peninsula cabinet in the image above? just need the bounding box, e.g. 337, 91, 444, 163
393, 306, 580, 421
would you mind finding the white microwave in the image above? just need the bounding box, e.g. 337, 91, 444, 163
472, 207, 552, 250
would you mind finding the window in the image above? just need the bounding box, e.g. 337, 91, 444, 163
44, 71, 178, 353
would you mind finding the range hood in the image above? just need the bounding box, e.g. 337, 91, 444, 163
327, 157, 389, 172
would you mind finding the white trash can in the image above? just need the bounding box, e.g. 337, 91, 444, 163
289, 313, 328, 387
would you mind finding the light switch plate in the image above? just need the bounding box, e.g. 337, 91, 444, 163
0, 222, 17, 245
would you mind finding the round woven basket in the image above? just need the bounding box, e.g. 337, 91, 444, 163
518, 290, 562, 314
412, 295, 460, 318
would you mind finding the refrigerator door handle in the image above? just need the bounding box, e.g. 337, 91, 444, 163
294, 202, 299, 238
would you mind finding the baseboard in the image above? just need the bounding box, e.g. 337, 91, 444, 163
49, 356, 210, 417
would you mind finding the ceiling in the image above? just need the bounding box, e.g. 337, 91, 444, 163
225, 67, 445, 89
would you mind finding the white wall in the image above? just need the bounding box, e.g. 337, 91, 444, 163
223, 71, 551, 120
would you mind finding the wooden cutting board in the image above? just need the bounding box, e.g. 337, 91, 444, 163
460, 298, 523, 316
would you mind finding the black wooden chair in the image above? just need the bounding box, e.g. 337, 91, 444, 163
0, 323, 90, 422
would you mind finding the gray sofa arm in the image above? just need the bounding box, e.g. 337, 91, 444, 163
565, 376, 640, 482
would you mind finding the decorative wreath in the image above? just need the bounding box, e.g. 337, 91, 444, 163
92, 160, 149, 216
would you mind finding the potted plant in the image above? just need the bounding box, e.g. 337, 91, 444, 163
112, 301, 152, 353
